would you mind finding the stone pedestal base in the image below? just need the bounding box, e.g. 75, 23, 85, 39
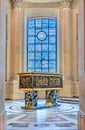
72, 81, 79, 97
58, 79, 73, 97
58, 79, 79, 97
5, 80, 24, 100
22, 90, 57, 109
78, 110, 85, 130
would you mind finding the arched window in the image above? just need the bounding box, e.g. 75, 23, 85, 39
24, 17, 59, 73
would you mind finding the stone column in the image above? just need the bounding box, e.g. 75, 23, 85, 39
59, 0, 73, 97
5, 0, 12, 99
0, 0, 6, 129
6, 0, 24, 99
78, 0, 85, 130
71, 7, 79, 97
10, 0, 23, 79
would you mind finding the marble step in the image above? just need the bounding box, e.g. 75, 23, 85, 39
58, 98, 79, 104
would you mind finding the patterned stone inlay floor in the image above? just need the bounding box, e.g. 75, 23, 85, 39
5, 99, 79, 130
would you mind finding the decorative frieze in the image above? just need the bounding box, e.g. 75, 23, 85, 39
9, 0, 23, 8
60, 0, 73, 8
18, 73, 63, 90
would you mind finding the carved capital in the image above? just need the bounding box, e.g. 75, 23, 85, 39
7, 0, 12, 9
10, 0, 23, 8
60, 0, 73, 8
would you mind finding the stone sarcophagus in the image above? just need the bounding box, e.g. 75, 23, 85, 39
18, 72, 63, 109
18, 72, 63, 90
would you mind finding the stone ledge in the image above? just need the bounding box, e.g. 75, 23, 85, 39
58, 97, 79, 104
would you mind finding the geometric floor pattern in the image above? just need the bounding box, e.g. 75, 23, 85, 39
5, 99, 79, 130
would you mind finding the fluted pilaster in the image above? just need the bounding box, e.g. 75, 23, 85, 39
6, 0, 24, 100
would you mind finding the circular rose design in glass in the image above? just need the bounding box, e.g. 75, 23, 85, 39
37, 31, 46, 41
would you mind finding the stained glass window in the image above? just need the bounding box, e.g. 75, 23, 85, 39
27, 18, 57, 73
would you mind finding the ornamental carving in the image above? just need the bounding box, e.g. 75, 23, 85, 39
60, 0, 73, 8
19, 74, 63, 90
19, 76, 32, 89
10, 0, 23, 8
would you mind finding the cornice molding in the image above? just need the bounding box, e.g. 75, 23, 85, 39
10, 0, 23, 8
60, 0, 73, 8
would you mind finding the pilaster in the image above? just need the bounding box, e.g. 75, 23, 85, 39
59, 0, 74, 97
5, 0, 24, 99
78, 0, 85, 129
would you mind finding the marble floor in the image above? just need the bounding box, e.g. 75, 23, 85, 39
5, 99, 79, 130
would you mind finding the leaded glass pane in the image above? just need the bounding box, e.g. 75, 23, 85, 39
28, 37, 35, 44
49, 52, 56, 60
42, 37, 48, 43
42, 44, 48, 51
36, 37, 42, 44
36, 45, 41, 51
42, 52, 48, 60
42, 61, 48, 68
49, 69, 55, 73
42, 69, 48, 73
28, 20, 34, 28
42, 19, 48, 27
42, 28, 48, 35
36, 29, 41, 35
49, 19, 56, 27
28, 29, 35, 36
49, 36, 56, 44
36, 52, 41, 60
36, 69, 41, 72
28, 68, 35, 72
28, 53, 34, 60
49, 45, 56, 51
49, 61, 55, 68
49, 29, 56, 35
28, 61, 34, 68
28, 45, 34, 52
35, 61, 41, 68
36, 19, 41, 28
